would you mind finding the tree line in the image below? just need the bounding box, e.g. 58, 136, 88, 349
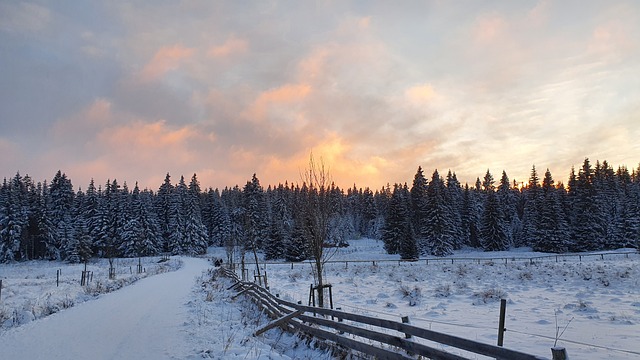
1, 158, 638, 263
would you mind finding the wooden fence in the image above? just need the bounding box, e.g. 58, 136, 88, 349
220, 267, 556, 360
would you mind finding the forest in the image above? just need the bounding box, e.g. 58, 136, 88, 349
0, 158, 639, 263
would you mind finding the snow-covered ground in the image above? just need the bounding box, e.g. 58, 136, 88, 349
0, 256, 329, 359
1, 242, 639, 359
0, 256, 181, 329
253, 239, 640, 360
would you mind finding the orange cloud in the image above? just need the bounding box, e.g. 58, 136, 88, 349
243, 83, 312, 122
207, 35, 248, 58
140, 45, 195, 82
99, 120, 198, 154
405, 84, 437, 104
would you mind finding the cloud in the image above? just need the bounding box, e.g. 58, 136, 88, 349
243, 83, 312, 123
139, 45, 195, 82
52, 98, 113, 138
207, 35, 249, 58
405, 84, 438, 105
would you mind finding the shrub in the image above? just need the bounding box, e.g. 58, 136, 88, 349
472, 287, 507, 304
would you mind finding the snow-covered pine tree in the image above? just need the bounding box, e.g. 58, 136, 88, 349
361, 188, 378, 238
243, 174, 268, 256
207, 189, 230, 247
534, 169, 571, 253
264, 184, 292, 260
382, 183, 415, 258
446, 170, 464, 249
461, 183, 482, 248
155, 173, 173, 253
594, 161, 623, 249
168, 176, 187, 255
496, 171, 519, 248
619, 167, 640, 248
410, 167, 428, 242
480, 184, 509, 251
519, 165, 541, 247
182, 174, 208, 256
421, 170, 455, 256
45, 171, 75, 260
572, 159, 605, 251
0, 174, 31, 262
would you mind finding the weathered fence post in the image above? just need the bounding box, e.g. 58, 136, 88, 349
551, 347, 568, 359
56, 269, 60, 287
401, 316, 411, 339
497, 298, 507, 346
0, 279, 3, 301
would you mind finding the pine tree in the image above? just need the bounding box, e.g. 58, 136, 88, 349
382, 184, 415, 258
446, 171, 464, 249
264, 184, 292, 260
410, 167, 428, 241
480, 188, 509, 251
519, 165, 541, 247
182, 174, 208, 255
168, 176, 187, 255
155, 173, 173, 253
421, 170, 454, 256
497, 171, 518, 248
572, 159, 604, 251
534, 169, 571, 253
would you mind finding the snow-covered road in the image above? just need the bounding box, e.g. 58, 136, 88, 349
0, 257, 210, 360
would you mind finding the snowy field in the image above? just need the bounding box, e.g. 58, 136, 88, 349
1, 242, 639, 359
247, 239, 640, 360
0, 256, 181, 330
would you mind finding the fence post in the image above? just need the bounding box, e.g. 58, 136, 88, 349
0, 279, 2, 301
56, 269, 60, 287
497, 298, 507, 346
551, 347, 568, 360
401, 316, 411, 339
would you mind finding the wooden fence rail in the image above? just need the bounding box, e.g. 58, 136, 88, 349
220, 268, 549, 360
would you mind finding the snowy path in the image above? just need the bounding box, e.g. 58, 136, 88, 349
0, 257, 210, 360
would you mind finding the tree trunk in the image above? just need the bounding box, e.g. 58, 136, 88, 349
316, 260, 324, 307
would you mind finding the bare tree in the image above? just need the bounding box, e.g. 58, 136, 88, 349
301, 153, 336, 307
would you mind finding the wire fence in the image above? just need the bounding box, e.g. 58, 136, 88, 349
253, 250, 638, 269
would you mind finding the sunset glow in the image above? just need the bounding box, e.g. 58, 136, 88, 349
1, 1, 638, 190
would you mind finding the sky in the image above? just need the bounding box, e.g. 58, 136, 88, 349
1, 1, 639, 191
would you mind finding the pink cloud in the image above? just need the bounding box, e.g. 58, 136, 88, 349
52, 98, 113, 139
207, 35, 248, 58
243, 83, 312, 122
473, 13, 508, 44
140, 45, 195, 82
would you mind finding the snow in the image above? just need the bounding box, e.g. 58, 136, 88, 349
258, 239, 640, 359
0, 257, 208, 359
1, 240, 639, 359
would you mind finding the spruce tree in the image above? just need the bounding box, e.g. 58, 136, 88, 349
410, 167, 428, 241
519, 165, 541, 247
497, 171, 518, 247
534, 169, 571, 253
446, 170, 464, 249
572, 159, 604, 251
421, 170, 454, 256
480, 188, 509, 251
382, 184, 416, 259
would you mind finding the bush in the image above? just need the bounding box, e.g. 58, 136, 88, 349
434, 283, 452, 298
472, 287, 507, 304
